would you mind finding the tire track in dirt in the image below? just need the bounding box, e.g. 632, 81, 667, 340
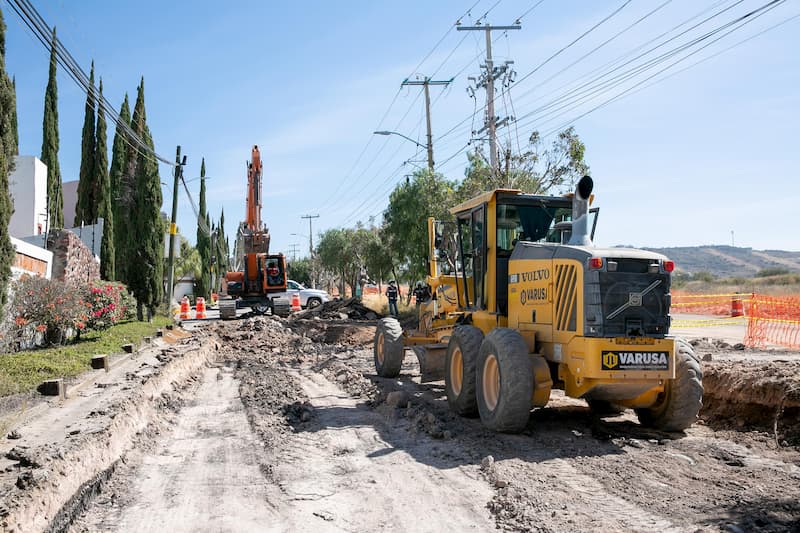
260, 368, 495, 532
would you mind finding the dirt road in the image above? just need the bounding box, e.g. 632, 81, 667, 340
61, 316, 800, 532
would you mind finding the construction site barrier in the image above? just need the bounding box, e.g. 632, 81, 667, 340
196, 297, 207, 319
744, 294, 800, 349
290, 293, 302, 312
672, 292, 800, 349
179, 296, 190, 320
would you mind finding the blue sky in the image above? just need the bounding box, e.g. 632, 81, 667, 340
5, 0, 800, 259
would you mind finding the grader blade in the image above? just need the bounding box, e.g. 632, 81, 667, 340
412, 344, 447, 382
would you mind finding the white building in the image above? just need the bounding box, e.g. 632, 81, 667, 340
8, 156, 49, 238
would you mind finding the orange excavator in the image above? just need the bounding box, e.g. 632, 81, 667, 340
219, 146, 291, 319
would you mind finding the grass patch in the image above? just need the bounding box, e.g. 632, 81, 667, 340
0, 316, 172, 398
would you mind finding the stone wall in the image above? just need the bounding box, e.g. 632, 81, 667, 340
47, 229, 100, 284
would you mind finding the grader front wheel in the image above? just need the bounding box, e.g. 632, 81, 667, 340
374, 318, 404, 378
476, 329, 533, 433
445, 326, 483, 417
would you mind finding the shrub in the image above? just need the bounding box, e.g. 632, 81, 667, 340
1, 277, 138, 351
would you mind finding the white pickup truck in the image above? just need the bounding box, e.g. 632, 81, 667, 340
276, 280, 331, 309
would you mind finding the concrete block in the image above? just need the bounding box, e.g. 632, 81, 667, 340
121, 343, 134, 354
143, 336, 153, 344
38, 379, 66, 398
156, 329, 164, 337
91, 354, 109, 371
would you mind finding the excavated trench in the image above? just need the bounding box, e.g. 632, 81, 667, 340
9, 314, 798, 532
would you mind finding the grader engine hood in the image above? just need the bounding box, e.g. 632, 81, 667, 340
509, 243, 672, 339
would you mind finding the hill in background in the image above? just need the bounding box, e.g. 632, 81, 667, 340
632, 245, 800, 278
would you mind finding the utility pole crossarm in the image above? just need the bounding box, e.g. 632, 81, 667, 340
457, 23, 521, 177
400, 76, 454, 171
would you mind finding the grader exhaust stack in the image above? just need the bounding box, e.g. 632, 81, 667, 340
568, 175, 594, 247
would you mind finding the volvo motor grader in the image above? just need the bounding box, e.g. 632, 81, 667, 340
219, 146, 291, 319
373, 176, 703, 432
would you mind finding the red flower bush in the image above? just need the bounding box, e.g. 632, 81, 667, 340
3, 276, 138, 350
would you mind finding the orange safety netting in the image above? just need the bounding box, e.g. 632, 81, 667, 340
671, 292, 752, 317
744, 294, 800, 349
671, 292, 800, 349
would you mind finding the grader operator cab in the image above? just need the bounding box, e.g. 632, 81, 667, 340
374, 176, 703, 433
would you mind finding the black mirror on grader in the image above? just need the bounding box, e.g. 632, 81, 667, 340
373, 176, 703, 433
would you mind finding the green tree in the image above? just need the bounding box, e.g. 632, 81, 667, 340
287, 257, 312, 286
164, 235, 200, 293
41, 28, 62, 229
127, 79, 163, 320
363, 228, 393, 293
110, 93, 131, 282
195, 158, 210, 299
383, 169, 456, 284
215, 209, 228, 291
75, 61, 97, 226
10, 76, 16, 155
0, 8, 17, 318
121, 82, 147, 290
455, 127, 589, 203
316, 226, 374, 297
96, 80, 114, 280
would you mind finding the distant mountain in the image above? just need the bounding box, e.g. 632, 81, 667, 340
638, 245, 800, 278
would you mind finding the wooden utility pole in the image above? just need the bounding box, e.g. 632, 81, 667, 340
301, 214, 320, 288
401, 77, 452, 171
165, 146, 185, 305
458, 24, 520, 176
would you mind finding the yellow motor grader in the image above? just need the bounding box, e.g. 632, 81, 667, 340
373, 176, 702, 432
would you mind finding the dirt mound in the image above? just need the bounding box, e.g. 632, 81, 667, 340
291, 297, 381, 321
702, 359, 800, 445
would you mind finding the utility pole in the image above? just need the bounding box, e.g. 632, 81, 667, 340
165, 146, 186, 305
301, 214, 320, 288
458, 23, 520, 176
301, 214, 319, 255
287, 243, 300, 262
401, 76, 453, 171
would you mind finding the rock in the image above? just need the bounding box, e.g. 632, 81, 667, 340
426, 413, 436, 424
442, 430, 452, 440
385, 391, 410, 408
702, 353, 713, 362
494, 479, 509, 488
6, 430, 21, 440
733, 343, 746, 351
481, 455, 495, 471
122, 343, 134, 354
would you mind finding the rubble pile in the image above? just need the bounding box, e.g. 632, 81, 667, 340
292, 297, 381, 321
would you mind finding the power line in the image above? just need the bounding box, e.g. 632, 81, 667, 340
537, 0, 790, 139
7, 0, 177, 168
513, 0, 785, 134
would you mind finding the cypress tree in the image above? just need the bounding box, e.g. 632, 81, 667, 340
110, 93, 130, 282
195, 158, 210, 299
96, 80, 114, 280
0, 8, 17, 318
10, 76, 17, 155
75, 61, 96, 226
41, 28, 62, 229
217, 209, 228, 280
128, 79, 163, 320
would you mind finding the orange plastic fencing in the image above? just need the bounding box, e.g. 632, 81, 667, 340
671, 292, 800, 349
671, 292, 752, 317
744, 294, 800, 349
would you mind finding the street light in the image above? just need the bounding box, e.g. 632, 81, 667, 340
373, 130, 427, 150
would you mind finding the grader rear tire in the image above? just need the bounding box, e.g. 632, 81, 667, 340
476, 328, 533, 433
445, 326, 484, 417
374, 318, 404, 378
635, 338, 703, 431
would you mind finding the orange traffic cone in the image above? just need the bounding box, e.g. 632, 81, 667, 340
196, 297, 207, 319
179, 296, 190, 320
291, 293, 302, 312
